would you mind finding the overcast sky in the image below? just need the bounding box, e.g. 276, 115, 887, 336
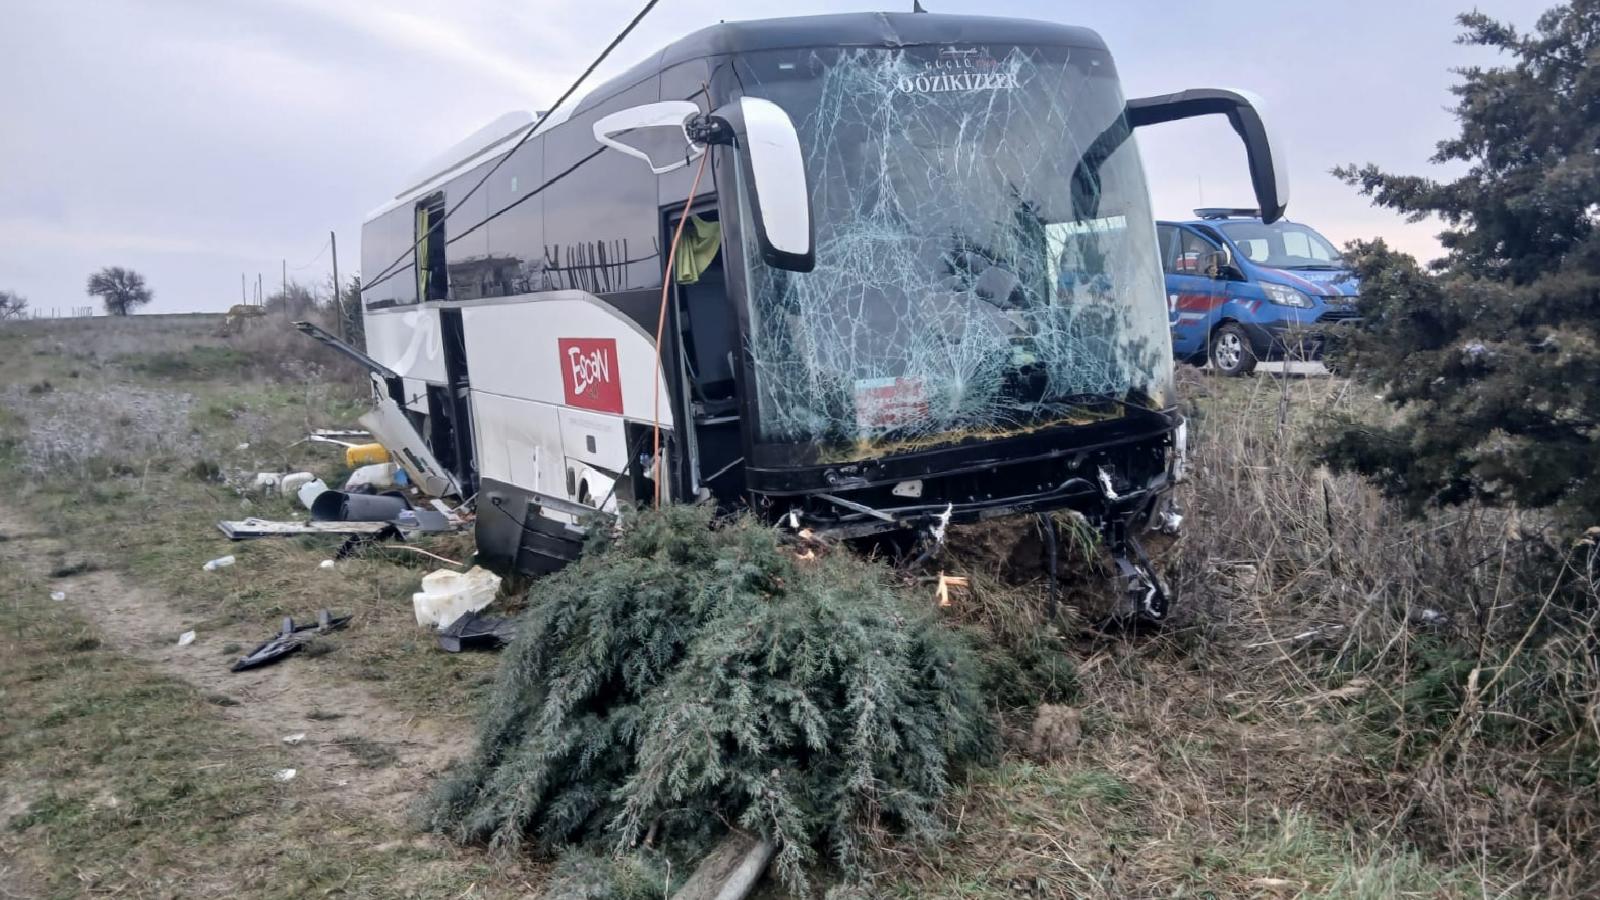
0, 0, 1543, 315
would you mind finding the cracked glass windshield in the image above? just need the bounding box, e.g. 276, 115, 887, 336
735, 43, 1172, 462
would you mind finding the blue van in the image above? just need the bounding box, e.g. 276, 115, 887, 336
1156, 209, 1359, 375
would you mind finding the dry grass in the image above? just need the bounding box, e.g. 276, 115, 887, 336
0, 313, 533, 895
879, 367, 1599, 898
4, 315, 1596, 898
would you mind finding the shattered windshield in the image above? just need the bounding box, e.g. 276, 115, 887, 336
733, 44, 1171, 462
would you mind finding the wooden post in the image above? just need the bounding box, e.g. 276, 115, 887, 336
330, 230, 342, 341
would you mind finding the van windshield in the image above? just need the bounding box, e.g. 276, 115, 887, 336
732, 44, 1172, 463
1217, 221, 1343, 269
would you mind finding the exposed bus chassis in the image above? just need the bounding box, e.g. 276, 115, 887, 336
759, 410, 1183, 622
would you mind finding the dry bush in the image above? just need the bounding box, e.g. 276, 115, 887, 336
222, 307, 367, 386
1156, 370, 1598, 895
894, 368, 1598, 897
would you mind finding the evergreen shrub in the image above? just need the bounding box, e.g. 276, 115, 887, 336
425, 504, 992, 892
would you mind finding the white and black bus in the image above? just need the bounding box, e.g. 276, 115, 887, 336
357, 11, 1288, 620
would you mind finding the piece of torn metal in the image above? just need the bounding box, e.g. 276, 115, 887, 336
217, 519, 397, 540
359, 397, 461, 497
436, 611, 518, 653
231, 610, 351, 672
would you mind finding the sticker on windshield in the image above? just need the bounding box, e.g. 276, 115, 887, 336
897, 47, 1021, 94
855, 377, 928, 432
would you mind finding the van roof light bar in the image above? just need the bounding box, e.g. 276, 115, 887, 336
1195, 207, 1260, 220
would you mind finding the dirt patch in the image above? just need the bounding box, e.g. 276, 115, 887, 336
0, 503, 470, 827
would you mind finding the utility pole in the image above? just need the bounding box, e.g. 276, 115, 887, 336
281, 259, 287, 299
257, 273, 263, 307
330, 229, 342, 341
241, 273, 247, 306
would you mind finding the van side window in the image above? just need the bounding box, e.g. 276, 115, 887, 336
1156, 224, 1179, 272
1168, 229, 1218, 275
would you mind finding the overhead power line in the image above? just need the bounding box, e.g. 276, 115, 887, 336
360, 0, 664, 296
288, 236, 332, 271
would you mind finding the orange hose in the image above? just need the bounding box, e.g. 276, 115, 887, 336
652, 150, 711, 508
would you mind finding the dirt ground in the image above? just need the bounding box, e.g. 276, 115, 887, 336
0, 502, 465, 828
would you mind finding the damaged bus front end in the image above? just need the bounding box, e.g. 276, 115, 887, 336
361, 13, 1286, 623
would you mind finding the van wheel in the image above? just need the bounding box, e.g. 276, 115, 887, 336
1209, 324, 1257, 376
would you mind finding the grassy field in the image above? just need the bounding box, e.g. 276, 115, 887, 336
1, 315, 1594, 898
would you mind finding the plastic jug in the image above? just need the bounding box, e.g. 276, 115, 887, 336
296, 478, 329, 510
345, 462, 400, 491
412, 567, 502, 628
345, 442, 390, 467
280, 472, 317, 497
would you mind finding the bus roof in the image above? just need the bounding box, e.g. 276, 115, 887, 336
367, 12, 1110, 222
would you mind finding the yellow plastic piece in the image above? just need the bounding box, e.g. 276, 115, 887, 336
345, 442, 390, 467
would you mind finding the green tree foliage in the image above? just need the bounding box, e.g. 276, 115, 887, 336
336, 274, 364, 349
263, 282, 318, 318
1324, 1, 1600, 529
85, 266, 153, 316
425, 505, 991, 893
0, 289, 27, 320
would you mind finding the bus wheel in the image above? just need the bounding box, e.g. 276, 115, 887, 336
1209, 324, 1257, 376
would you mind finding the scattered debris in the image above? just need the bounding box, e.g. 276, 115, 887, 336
231, 610, 351, 672
360, 397, 461, 497
671, 831, 776, 900
235, 442, 250, 451
251, 472, 283, 493
296, 477, 330, 510
344, 461, 402, 491
49, 590, 66, 602
935, 573, 969, 608
318, 559, 335, 570
382, 545, 462, 567
310, 489, 410, 523
273, 768, 297, 783
177, 630, 197, 647
1409, 606, 1450, 627
344, 442, 390, 467
279, 471, 317, 497
282, 732, 307, 745
1026, 704, 1082, 761
413, 567, 501, 628
437, 611, 517, 653
202, 554, 236, 571
1244, 624, 1346, 649
217, 518, 395, 540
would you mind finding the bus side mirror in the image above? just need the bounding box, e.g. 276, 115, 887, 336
712, 97, 815, 272
592, 100, 706, 174
1126, 88, 1289, 224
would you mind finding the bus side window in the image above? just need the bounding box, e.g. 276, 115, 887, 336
415, 192, 448, 301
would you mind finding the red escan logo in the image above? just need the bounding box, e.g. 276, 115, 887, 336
559, 338, 623, 414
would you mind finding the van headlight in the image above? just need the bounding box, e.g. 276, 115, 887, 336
1262, 283, 1314, 308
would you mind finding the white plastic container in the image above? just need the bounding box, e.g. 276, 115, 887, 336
412, 566, 501, 629
296, 478, 328, 510
345, 462, 400, 491
280, 472, 317, 497
203, 555, 236, 571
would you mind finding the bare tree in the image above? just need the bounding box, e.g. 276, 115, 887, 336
86, 267, 153, 316
0, 289, 27, 320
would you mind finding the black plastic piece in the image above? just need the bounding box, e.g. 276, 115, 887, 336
437, 612, 517, 653
231, 610, 351, 672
